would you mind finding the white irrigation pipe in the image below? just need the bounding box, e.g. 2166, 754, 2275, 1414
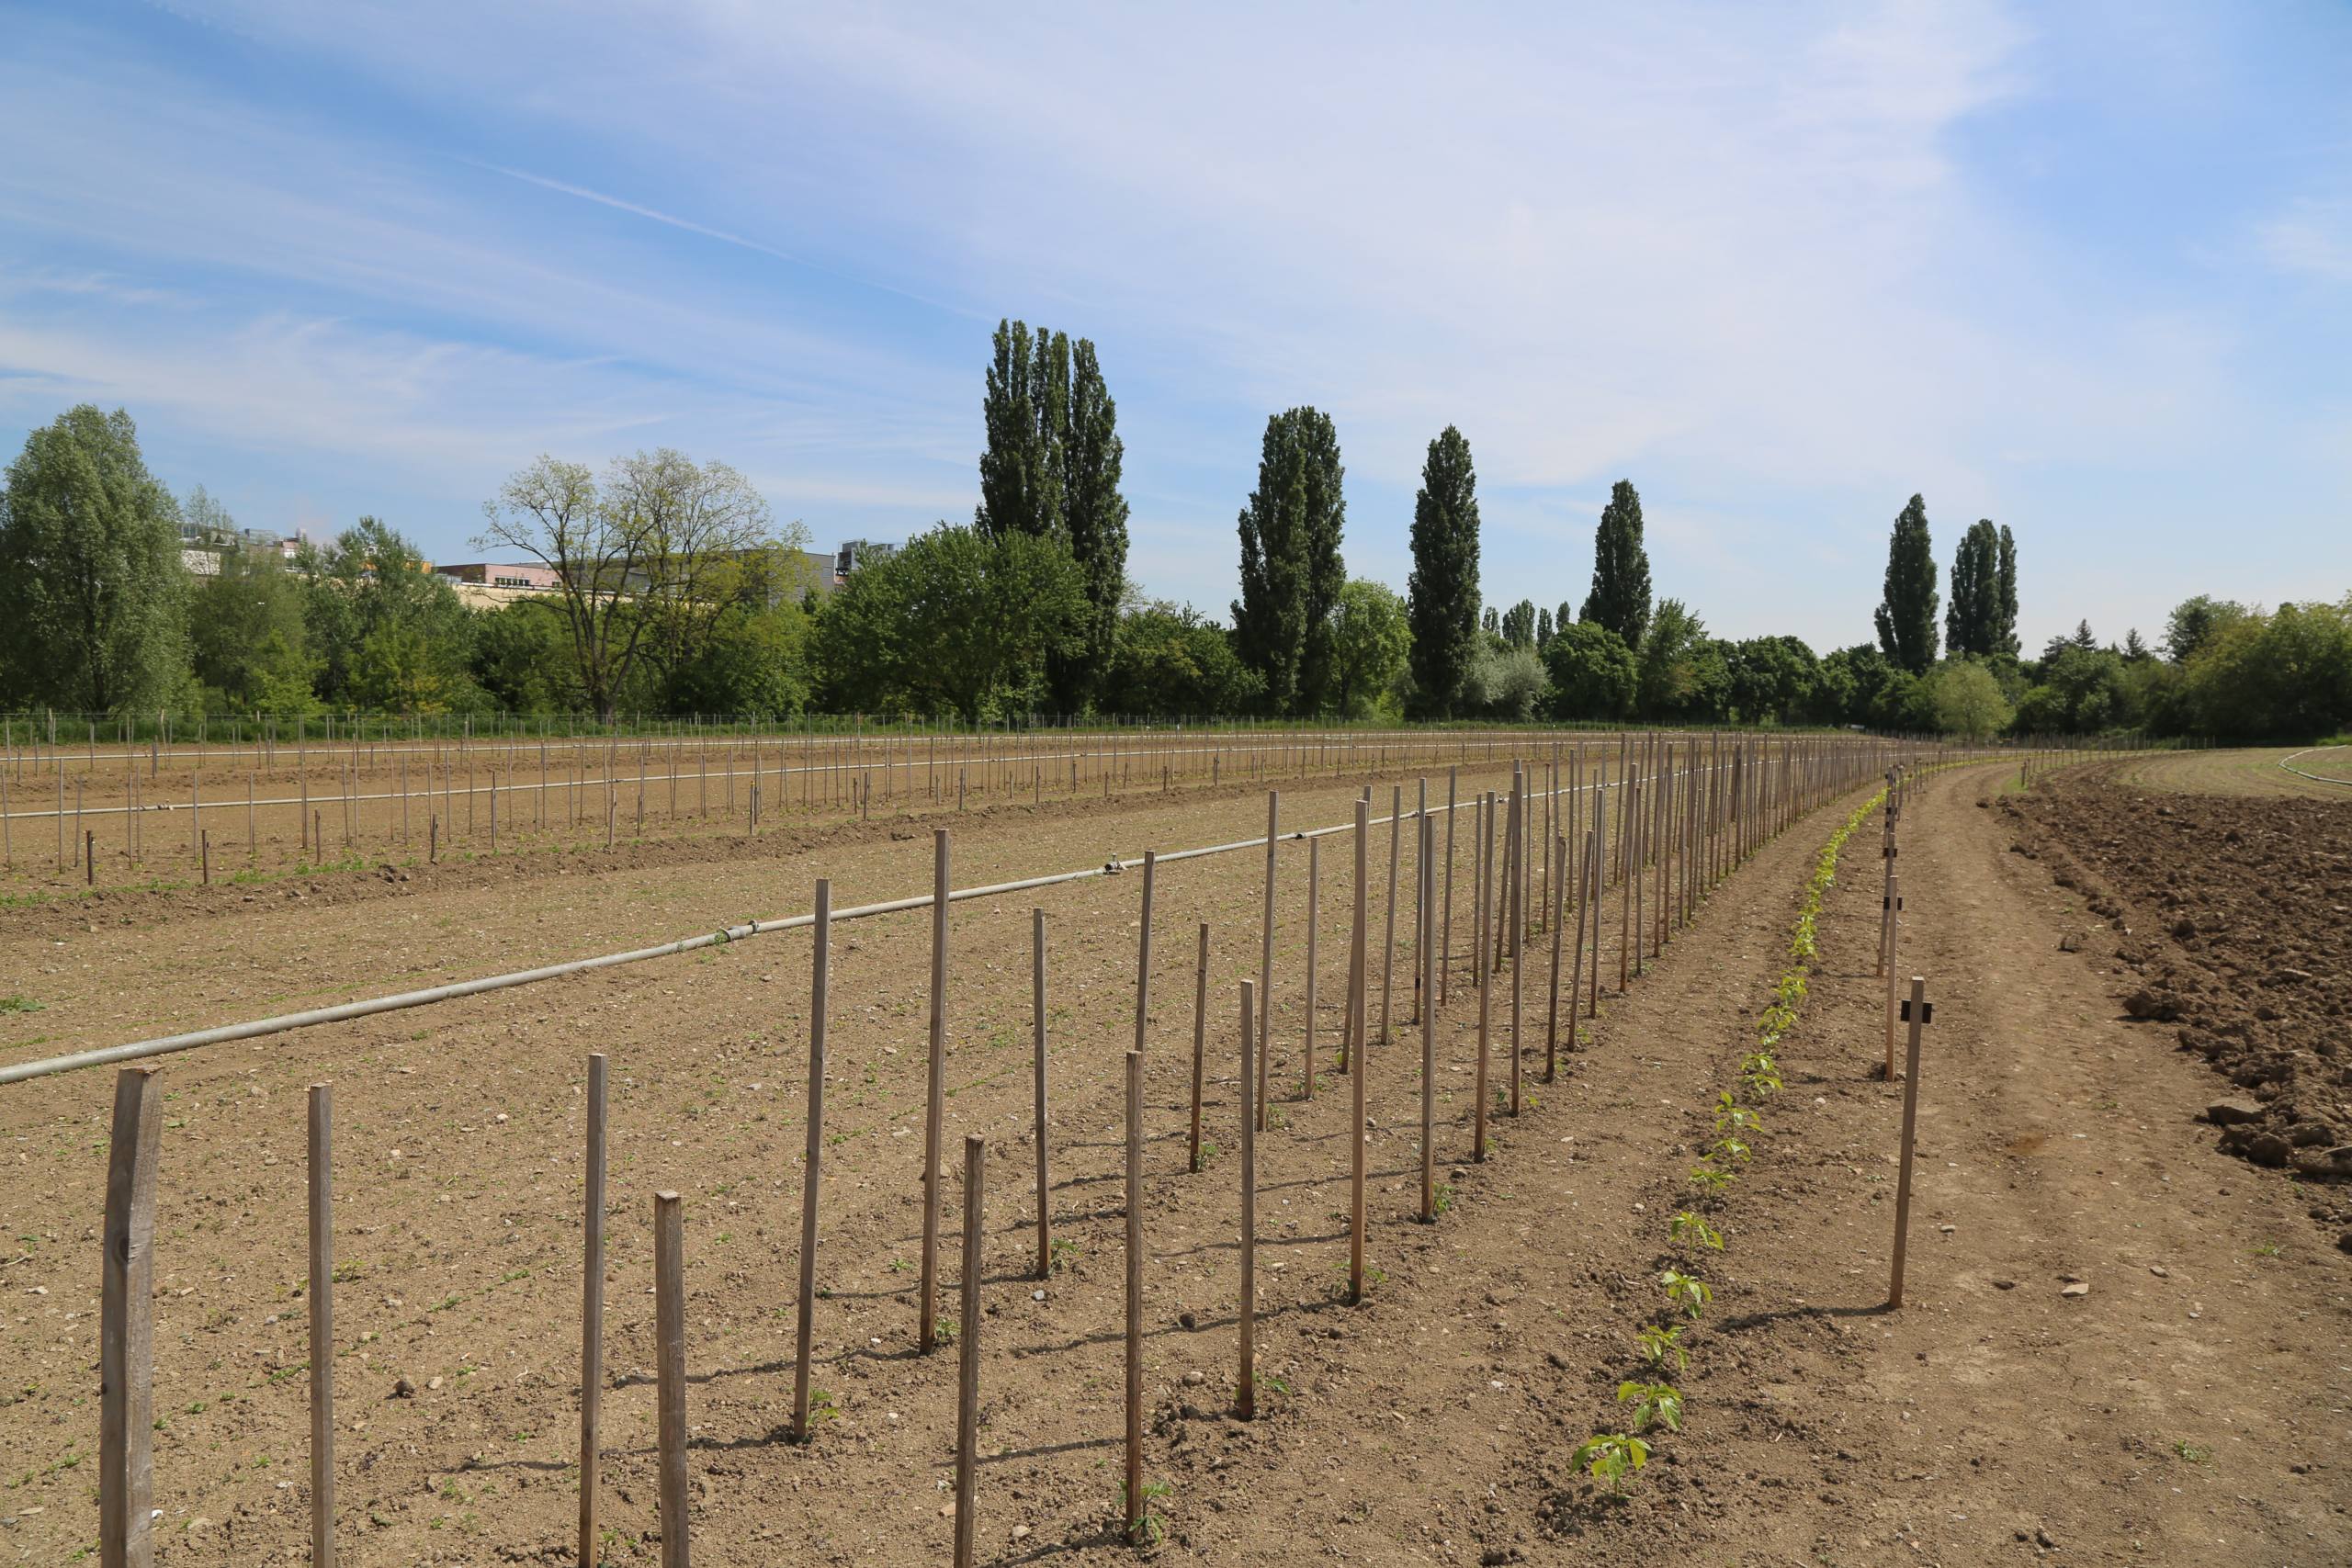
2278, 745, 2352, 787
1, 762, 1750, 1088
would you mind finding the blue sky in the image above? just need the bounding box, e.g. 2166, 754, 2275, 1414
3, 0, 2346, 657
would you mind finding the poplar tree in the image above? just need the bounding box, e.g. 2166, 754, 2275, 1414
1872, 494, 1939, 674
1233, 407, 1346, 715
976, 320, 1129, 711
1946, 518, 2002, 657
1580, 479, 1653, 650
1405, 424, 1480, 716
1995, 525, 2019, 654
1055, 337, 1129, 711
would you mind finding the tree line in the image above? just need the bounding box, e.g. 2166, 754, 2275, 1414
2, 344, 2345, 740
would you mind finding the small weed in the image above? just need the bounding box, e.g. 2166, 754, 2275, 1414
2172, 1439, 2211, 1463
934, 1316, 958, 1343
1432, 1181, 1455, 1215
1121, 1476, 1174, 1545
1048, 1238, 1082, 1273
0, 997, 43, 1015
887, 1258, 911, 1275
2251, 1242, 2280, 1258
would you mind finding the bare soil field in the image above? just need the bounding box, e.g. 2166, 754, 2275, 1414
2102, 745, 2352, 802
6, 740, 2345, 1567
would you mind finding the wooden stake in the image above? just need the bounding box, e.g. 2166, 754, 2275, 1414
578, 1055, 608, 1566
1189, 922, 1209, 1173
652, 1192, 688, 1568
1257, 793, 1277, 1115
100, 1065, 161, 1568
1440, 768, 1457, 1007
1349, 799, 1369, 1302
1419, 815, 1436, 1223
1302, 836, 1319, 1103
1237, 980, 1258, 1420
1123, 1049, 1144, 1538
1508, 779, 1523, 1116
1889, 977, 1930, 1308
1544, 833, 1565, 1079
1882, 874, 1903, 1080
1380, 784, 1400, 1047
793, 881, 831, 1439
1474, 792, 1492, 1161
1135, 850, 1157, 1060
1033, 908, 1051, 1280
921, 830, 949, 1352
305, 1084, 336, 1567
952, 1135, 984, 1568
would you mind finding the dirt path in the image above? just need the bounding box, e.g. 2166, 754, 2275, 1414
1692, 762, 2352, 1566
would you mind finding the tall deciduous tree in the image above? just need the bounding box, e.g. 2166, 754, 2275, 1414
1329, 579, 1411, 718
812, 523, 1088, 722
0, 405, 187, 712
1232, 407, 1345, 715
1872, 494, 1939, 674
1946, 519, 2004, 657
1580, 479, 1653, 651
1544, 621, 1636, 720
1501, 600, 1536, 649
479, 449, 789, 720
1405, 425, 1480, 716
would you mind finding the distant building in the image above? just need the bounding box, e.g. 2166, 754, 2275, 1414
834, 539, 898, 581
436, 561, 563, 592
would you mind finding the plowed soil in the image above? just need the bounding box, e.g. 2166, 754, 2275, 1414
4, 748, 2347, 1567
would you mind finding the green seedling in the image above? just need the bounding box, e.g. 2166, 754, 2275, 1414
1688, 1164, 1735, 1194
1739, 1049, 1783, 1093
1668, 1211, 1723, 1251
1710, 1136, 1750, 1163
1570, 1432, 1650, 1493
1659, 1269, 1712, 1320
933, 1316, 958, 1343
1713, 1092, 1761, 1137
2172, 1439, 2211, 1463
1432, 1181, 1455, 1216
0, 997, 42, 1015
1615, 1380, 1683, 1433
1121, 1476, 1174, 1545
1634, 1323, 1687, 1372
1048, 1237, 1082, 1273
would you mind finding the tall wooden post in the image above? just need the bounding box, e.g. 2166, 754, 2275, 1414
1258, 793, 1278, 1109
1419, 815, 1437, 1222
1189, 922, 1210, 1172
1302, 837, 1319, 1103
921, 830, 949, 1351
793, 881, 831, 1438
1123, 1049, 1145, 1536
1380, 784, 1400, 1047
652, 1192, 688, 1568
307, 1084, 336, 1568
1033, 908, 1051, 1279
1237, 981, 1258, 1420
1349, 799, 1369, 1302
952, 1136, 985, 1568
1889, 978, 1930, 1307
100, 1066, 161, 1568
578, 1055, 608, 1565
